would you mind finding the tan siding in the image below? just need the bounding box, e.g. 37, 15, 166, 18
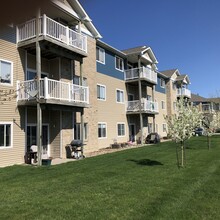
0, 34, 26, 167
96, 72, 128, 149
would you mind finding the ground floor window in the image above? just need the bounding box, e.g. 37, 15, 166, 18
117, 123, 125, 136
162, 124, 167, 133
98, 123, 107, 138
0, 123, 12, 148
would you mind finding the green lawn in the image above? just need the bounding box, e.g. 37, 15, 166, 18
1, 136, 220, 220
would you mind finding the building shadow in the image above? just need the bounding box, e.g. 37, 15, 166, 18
127, 159, 163, 166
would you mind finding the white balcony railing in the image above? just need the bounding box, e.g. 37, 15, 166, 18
16, 14, 87, 53
124, 67, 157, 84
17, 77, 89, 104
177, 88, 191, 98
126, 99, 158, 113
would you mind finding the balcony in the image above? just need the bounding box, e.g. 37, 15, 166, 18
124, 67, 157, 84
16, 14, 87, 54
126, 99, 158, 114
177, 88, 191, 98
17, 77, 89, 107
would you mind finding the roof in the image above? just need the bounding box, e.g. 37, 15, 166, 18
207, 97, 220, 103
122, 46, 149, 55
191, 94, 208, 102
176, 74, 190, 84
160, 69, 179, 78
97, 40, 126, 58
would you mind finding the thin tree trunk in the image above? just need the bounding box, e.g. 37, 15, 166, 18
181, 141, 184, 167
176, 145, 180, 168
183, 141, 186, 166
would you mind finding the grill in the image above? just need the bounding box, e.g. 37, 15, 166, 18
65, 140, 85, 159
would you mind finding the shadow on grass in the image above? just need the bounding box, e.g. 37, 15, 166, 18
127, 159, 163, 166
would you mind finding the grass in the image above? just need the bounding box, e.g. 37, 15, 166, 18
0, 136, 220, 220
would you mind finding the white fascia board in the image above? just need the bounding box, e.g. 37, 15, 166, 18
68, 0, 102, 39
51, 0, 80, 20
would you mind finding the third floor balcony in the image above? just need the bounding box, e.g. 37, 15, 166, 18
177, 88, 191, 98
16, 14, 87, 56
124, 67, 157, 84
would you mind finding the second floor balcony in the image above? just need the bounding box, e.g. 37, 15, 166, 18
17, 77, 89, 107
124, 67, 157, 84
177, 88, 191, 98
16, 14, 87, 55
126, 99, 159, 114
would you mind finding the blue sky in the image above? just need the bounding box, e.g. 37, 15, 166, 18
80, 0, 220, 98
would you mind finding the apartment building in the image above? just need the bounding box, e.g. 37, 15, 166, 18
0, 0, 101, 167
0, 0, 193, 167
160, 69, 191, 116
191, 94, 220, 113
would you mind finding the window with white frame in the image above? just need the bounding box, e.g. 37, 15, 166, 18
162, 124, 167, 133
116, 89, 124, 103
0, 59, 13, 85
96, 47, 105, 64
117, 123, 125, 136
160, 78, 165, 88
115, 56, 124, 71
97, 84, 106, 100
161, 101, 166, 110
0, 122, 12, 148
74, 123, 88, 141
98, 123, 107, 138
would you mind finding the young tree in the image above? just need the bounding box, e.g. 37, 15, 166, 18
165, 97, 203, 167
202, 111, 220, 150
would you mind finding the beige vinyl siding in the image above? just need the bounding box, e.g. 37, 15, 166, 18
154, 91, 168, 138
96, 72, 128, 149
0, 29, 26, 167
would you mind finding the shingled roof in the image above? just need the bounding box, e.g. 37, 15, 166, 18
160, 69, 179, 78
122, 46, 149, 55
191, 94, 208, 102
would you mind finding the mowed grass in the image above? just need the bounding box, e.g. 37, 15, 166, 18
1, 136, 220, 220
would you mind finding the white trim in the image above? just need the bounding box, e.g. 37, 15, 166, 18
98, 122, 107, 139
0, 59, 13, 86
117, 122, 126, 137
115, 56, 124, 72
97, 83, 106, 101
116, 89, 125, 104
96, 46, 105, 64
0, 121, 13, 149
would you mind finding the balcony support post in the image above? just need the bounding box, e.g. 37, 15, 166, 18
138, 55, 143, 144
36, 8, 42, 166
43, 14, 47, 36
44, 77, 48, 99
80, 109, 84, 146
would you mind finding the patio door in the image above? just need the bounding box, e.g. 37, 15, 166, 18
129, 124, 136, 142
27, 124, 49, 156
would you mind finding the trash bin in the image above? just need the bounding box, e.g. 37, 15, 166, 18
65, 145, 72, 158
24, 152, 31, 164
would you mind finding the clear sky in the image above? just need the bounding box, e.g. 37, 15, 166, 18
80, 0, 220, 98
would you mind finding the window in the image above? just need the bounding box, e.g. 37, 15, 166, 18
116, 89, 124, 103
0, 59, 13, 85
162, 124, 167, 133
98, 123, 107, 138
117, 123, 125, 136
97, 84, 106, 100
96, 47, 105, 64
161, 101, 166, 110
73, 75, 87, 86
115, 56, 124, 71
160, 78, 165, 88
74, 123, 88, 141
0, 123, 12, 148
